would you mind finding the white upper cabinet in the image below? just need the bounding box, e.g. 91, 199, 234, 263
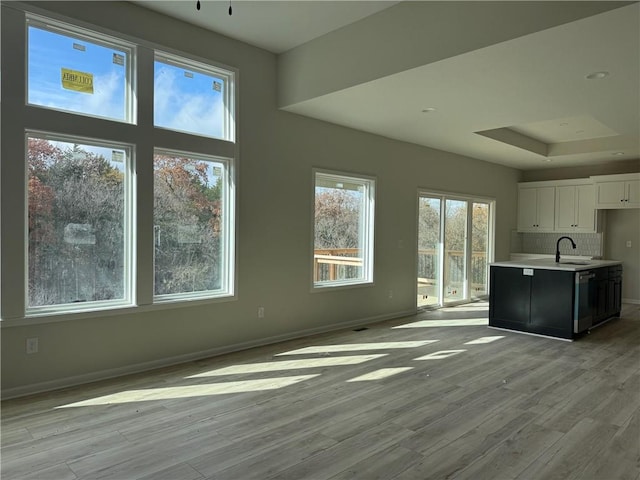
555, 183, 596, 233
517, 185, 555, 232
592, 173, 640, 209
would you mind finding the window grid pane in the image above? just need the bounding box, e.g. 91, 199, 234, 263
27, 17, 133, 123
154, 52, 232, 141
27, 134, 131, 311
153, 150, 230, 299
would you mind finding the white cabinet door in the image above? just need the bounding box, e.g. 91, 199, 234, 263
555, 184, 596, 233
555, 186, 576, 231
536, 186, 556, 231
575, 184, 596, 232
517, 187, 538, 232
518, 186, 555, 232
626, 179, 640, 208
596, 181, 627, 208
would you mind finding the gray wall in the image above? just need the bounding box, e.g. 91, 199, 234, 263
604, 209, 640, 302
1, 1, 521, 396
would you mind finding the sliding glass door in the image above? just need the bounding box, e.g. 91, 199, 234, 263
417, 197, 441, 308
417, 192, 493, 308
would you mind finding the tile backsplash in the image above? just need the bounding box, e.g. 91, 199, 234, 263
512, 231, 603, 257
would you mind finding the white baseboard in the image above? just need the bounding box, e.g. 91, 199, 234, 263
622, 298, 640, 305
1, 308, 417, 400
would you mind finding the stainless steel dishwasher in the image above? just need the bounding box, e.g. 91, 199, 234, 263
574, 270, 596, 333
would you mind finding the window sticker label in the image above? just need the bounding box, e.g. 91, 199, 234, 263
112, 150, 124, 163
113, 53, 125, 66
184, 71, 194, 78
213, 81, 222, 92
73, 43, 86, 52
61, 68, 94, 94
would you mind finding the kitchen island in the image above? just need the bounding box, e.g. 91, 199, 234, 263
489, 258, 622, 340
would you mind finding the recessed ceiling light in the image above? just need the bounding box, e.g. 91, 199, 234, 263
612, 152, 625, 156
421, 108, 437, 113
586, 71, 609, 80
559, 122, 569, 127
543, 158, 552, 162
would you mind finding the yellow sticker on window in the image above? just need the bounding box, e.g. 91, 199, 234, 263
61, 68, 94, 94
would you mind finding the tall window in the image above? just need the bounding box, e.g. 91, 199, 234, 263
27, 134, 132, 313
154, 150, 234, 300
313, 171, 375, 288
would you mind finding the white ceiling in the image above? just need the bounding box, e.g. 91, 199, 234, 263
134, 1, 640, 171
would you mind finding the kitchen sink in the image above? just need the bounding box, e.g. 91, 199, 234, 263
559, 261, 591, 265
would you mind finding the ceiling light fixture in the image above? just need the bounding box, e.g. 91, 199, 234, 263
586, 71, 609, 80
612, 152, 625, 156
421, 108, 437, 113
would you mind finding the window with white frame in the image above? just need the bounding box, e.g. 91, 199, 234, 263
154, 52, 233, 140
1, 10, 238, 320
313, 171, 375, 287
153, 149, 234, 300
27, 15, 134, 123
26, 133, 133, 312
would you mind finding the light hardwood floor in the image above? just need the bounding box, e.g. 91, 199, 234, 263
2, 302, 639, 480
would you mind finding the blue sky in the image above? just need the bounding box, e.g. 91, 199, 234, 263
28, 25, 226, 139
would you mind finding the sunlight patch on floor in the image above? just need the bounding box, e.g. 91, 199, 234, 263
414, 350, 466, 360
275, 340, 439, 356
393, 318, 488, 328
187, 354, 388, 378
464, 336, 504, 345
56, 375, 319, 408
346, 367, 414, 382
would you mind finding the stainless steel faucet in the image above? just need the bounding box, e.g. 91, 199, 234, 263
556, 236, 577, 263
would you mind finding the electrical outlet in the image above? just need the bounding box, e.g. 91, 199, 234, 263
257, 306, 265, 319
626, 240, 632, 248
26, 337, 39, 354
388, 290, 393, 299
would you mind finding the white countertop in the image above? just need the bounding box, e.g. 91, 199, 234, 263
491, 258, 622, 272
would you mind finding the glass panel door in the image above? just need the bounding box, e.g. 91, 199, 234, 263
471, 202, 490, 298
417, 192, 493, 310
417, 196, 441, 307
444, 199, 468, 303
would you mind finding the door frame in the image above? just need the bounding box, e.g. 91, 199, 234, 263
416, 189, 495, 309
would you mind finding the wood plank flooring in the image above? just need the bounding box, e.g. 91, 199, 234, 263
2, 302, 639, 480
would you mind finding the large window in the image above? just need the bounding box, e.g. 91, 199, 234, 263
313, 171, 375, 288
27, 133, 132, 313
0, 9, 238, 320
27, 15, 134, 123
154, 150, 234, 300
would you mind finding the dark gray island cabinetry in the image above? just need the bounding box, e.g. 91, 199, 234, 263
489, 259, 622, 340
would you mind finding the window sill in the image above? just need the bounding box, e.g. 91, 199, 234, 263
311, 281, 374, 294
0, 294, 237, 327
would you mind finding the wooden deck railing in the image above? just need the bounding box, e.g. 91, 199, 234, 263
314, 248, 487, 288
314, 249, 362, 281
